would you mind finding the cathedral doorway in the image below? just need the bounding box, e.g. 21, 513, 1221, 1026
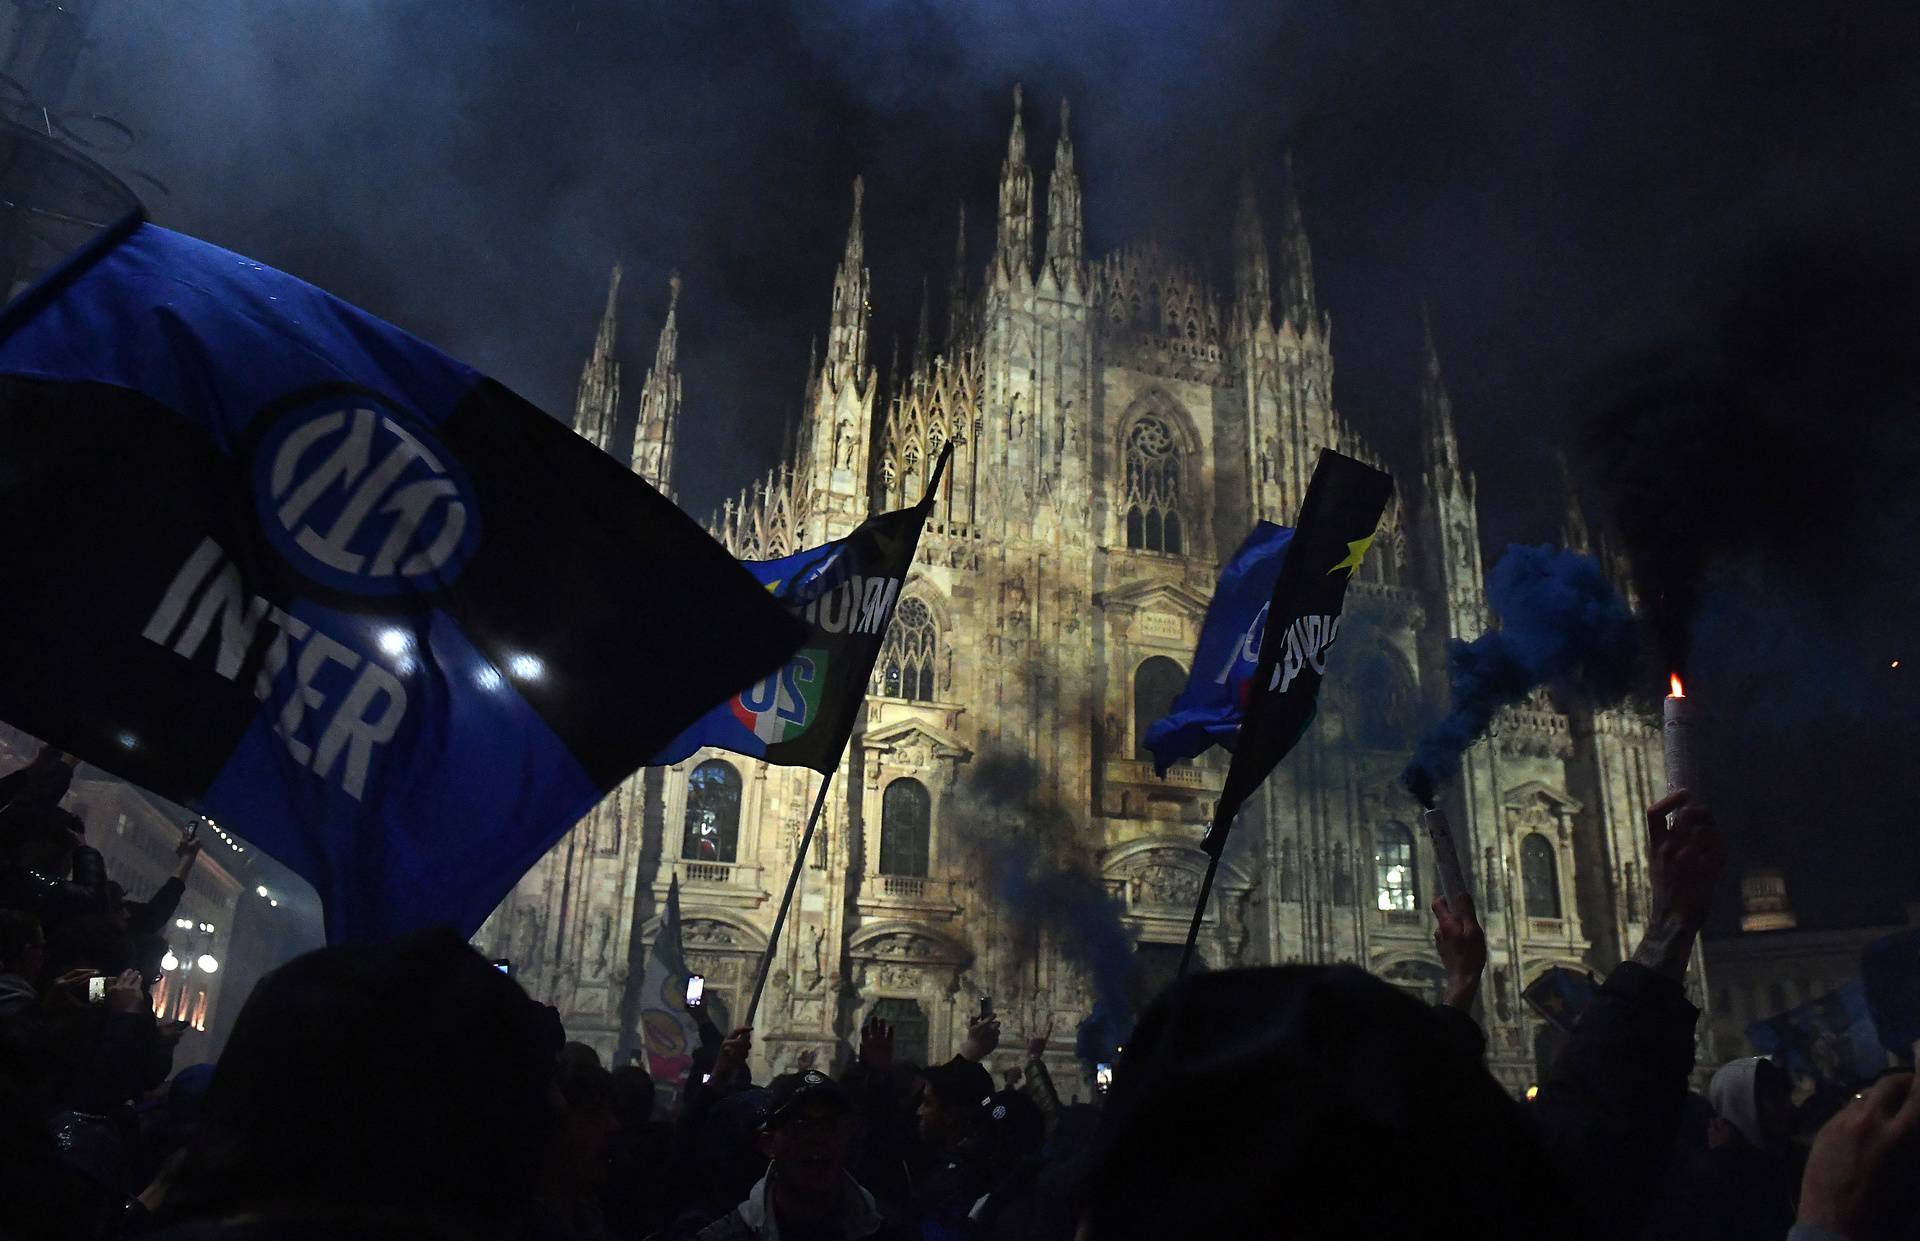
1127, 941, 1205, 1014
869, 997, 930, 1068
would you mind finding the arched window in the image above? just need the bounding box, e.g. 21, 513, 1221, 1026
874, 597, 938, 702
1347, 648, 1418, 750
1133, 656, 1188, 760
680, 760, 742, 863
1374, 821, 1417, 911
879, 778, 931, 877
870, 998, 930, 1069
1124, 416, 1185, 554
1520, 833, 1560, 918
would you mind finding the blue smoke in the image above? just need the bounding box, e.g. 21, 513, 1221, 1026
958, 752, 1137, 1068
1401, 544, 1638, 805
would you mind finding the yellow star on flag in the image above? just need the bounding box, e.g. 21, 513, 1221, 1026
1326, 533, 1376, 578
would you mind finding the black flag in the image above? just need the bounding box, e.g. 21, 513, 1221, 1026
1206, 449, 1394, 855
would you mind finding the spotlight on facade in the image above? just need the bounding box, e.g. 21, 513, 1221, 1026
197, 954, 218, 973
256, 885, 269, 898
160, 951, 179, 971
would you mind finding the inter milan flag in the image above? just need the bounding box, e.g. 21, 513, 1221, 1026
1747, 980, 1889, 1091
0, 221, 804, 942
1143, 521, 1293, 775
638, 876, 702, 1092
650, 445, 951, 774
1522, 966, 1599, 1033
1205, 450, 1393, 856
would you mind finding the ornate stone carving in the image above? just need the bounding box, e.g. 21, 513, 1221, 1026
683, 919, 744, 948
1128, 862, 1201, 908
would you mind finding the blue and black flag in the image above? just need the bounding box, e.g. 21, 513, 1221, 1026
1204, 450, 1393, 856
1143, 520, 1293, 775
0, 220, 803, 942
649, 445, 950, 775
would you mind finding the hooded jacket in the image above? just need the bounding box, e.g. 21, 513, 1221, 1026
695, 1169, 910, 1241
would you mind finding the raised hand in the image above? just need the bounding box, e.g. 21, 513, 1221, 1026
104, 968, 146, 1014
1797, 1072, 1920, 1237
1026, 1017, 1054, 1059
50, 968, 97, 1006
712, 1025, 753, 1082
1645, 788, 1721, 931
1433, 891, 1488, 1011
960, 1011, 1001, 1062
1631, 789, 1724, 979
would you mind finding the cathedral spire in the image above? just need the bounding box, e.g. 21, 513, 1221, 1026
1419, 308, 1487, 638
631, 270, 682, 499
946, 203, 971, 349
1232, 165, 1272, 335
823, 176, 872, 393
1419, 306, 1461, 476
912, 275, 931, 375
1556, 449, 1591, 555
571, 262, 621, 455
993, 83, 1034, 289
1276, 153, 1319, 335
1043, 96, 1083, 291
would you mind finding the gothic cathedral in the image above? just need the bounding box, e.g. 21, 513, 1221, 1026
475, 88, 1679, 1096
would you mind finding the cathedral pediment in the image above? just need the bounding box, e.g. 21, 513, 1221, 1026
1095, 578, 1213, 618
1100, 837, 1254, 900
1503, 780, 1582, 814
860, 717, 971, 766
848, 920, 972, 965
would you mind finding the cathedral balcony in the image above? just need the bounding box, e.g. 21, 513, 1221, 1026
1102, 758, 1221, 792
665, 861, 769, 912
1098, 759, 1223, 825
854, 873, 961, 923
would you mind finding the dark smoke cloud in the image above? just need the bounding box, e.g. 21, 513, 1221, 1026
31, 1, 1920, 924
950, 751, 1135, 1065
1577, 238, 1920, 675
1401, 545, 1637, 807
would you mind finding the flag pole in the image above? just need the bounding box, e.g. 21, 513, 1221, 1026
740, 443, 951, 1033
1176, 850, 1221, 978
743, 768, 836, 1029
1178, 800, 1232, 978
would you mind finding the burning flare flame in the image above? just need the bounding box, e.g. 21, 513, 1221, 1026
1669, 673, 1685, 698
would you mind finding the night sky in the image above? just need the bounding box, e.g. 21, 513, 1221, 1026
45, 0, 1920, 931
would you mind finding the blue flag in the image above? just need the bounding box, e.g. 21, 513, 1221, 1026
0, 220, 803, 942
1522, 966, 1599, 1033
1747, 979, 1888, 1090
649, 458, 946, 773
1143, 521, 1292, 775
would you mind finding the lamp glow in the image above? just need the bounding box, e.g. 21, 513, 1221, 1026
160, 951, 179, 971
196, 954, 218, 973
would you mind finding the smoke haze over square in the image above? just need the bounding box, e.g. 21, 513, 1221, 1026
44, 0, 1920, 929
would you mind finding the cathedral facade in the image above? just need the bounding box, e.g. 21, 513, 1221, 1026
476, 88, 1682, 1096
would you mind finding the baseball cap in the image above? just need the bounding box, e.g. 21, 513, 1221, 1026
919, 1057, 995, 1113
764, 1068, 849, 1127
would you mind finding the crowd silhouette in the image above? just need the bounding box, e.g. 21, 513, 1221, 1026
1, 754, 1915, 1240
